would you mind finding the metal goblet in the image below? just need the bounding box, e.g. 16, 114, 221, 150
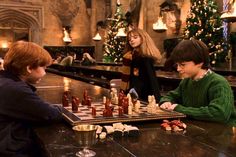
72, 124, 97, 157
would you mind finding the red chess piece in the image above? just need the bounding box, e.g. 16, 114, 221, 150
118, 92, 125, 106
71, 96, 78, 113
105, 98, 111, 109
122, 97, 129, 114
103, 107, 113, 117
87, 97, 91, 106
118, 107, 123, 116
75, 97, 80, 106
83, 90, 88, 100
107, 108, 113, 117
92, 107, 96, 116
103, 108, 108, 117
62, 95, 69, 107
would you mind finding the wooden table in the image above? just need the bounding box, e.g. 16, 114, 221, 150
34, 73, 236, 157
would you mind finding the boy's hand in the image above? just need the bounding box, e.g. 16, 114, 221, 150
160, 102, 178, 111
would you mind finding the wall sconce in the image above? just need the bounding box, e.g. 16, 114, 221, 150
93, 21, 106, 41
93, 24, 102, 41
63, 26, 72, 45
221, 0, 236, 22
93, 32, 102, 41
116, 28, 127, 37
153, 10, 168, 32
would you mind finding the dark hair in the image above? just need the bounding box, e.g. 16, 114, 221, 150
170, 39, 210, 69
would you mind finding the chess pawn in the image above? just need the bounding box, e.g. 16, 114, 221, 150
151, 98, 157, 114
118, 107, 123, 116
82, 94, 89, 106
114, 95, 119, 105
110, 88, 117, 104
92, 106, 96, 116
62, 95, 69, 107
63, 91, 70, 97
87, 97, 91, 106
128, 103, 133, 115
103, 96, 106, 104
105, 98, 111, 109
118, 92, 124, 106
122, 97, 129, 114
147, 105, 152, 113
82, 99, 86, 106
75, 97, 80, 106
148, 95, 153, 104
83, 90, 88, 100
71, 98, 78, 112
103, 109, 108, 117
134, 100, 141, 112
107, 107, 113, 117
103, 107, 113, 117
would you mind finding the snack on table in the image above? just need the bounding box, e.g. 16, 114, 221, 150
161, 119, 187, 132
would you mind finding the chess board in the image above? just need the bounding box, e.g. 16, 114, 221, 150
62, 102, 186, 126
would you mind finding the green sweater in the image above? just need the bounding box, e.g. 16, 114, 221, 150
160, 72, 236, 124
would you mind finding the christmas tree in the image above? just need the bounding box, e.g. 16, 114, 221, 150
183, 0, 229, 66
103, 1, 128, 63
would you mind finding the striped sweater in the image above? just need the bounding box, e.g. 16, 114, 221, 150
160, 72, 236, 124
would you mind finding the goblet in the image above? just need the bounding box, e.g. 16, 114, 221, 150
72, 124, 97, 157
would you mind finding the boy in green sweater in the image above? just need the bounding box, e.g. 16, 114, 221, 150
160, 39, 236, 124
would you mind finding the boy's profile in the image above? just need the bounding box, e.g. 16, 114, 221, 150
160, 39, 236, 124
0, 41, 62, 156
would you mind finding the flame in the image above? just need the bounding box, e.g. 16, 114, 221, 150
63, 28, 72, 43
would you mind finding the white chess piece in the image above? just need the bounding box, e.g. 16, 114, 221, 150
134, 100, 141, 113
103, 96, 106, 104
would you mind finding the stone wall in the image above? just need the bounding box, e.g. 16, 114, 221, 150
0, 0, 234, 62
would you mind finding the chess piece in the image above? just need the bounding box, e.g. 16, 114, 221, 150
122, 97, 129, 114
118, 107, 123, 116
83, 90, 88, 99
103, 96, 106, 104
103, 107, 113, 117
118, 91, 125, 106
147, 95, 157, 113
110, 88, 118, 104
82, 90, 88, 106
71, 96, 78, 112
134, 100, 141, 112
75, 97, 80, 106
62, 94, 69, 107
63, 91, 70, 97
92, 106, 96, 116
127, 93, 133, 115
87, 97, 91, 106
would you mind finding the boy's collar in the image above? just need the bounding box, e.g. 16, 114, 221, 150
193, 69, 212, 81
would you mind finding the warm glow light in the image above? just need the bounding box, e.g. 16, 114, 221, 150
93, 85, 102, 95
63, 77, 71, 91
93, 32, 102, 41
63, 28, 72, 43
116, 28, 126, 37
220, 1, 236, 21
1, 42, 8, 48
153, 17, 168, 31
